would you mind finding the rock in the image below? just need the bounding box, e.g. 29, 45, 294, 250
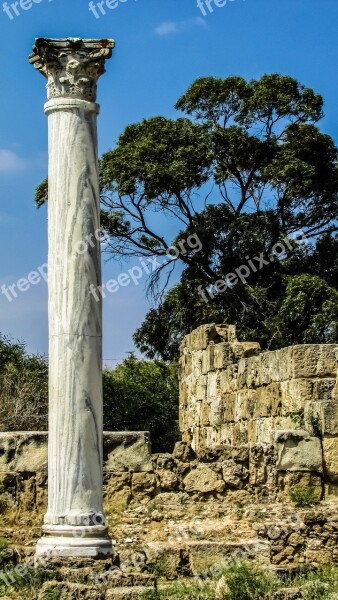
173, 441, 195, 462
222, 460, 248, 489
38, 581, 105, 599
323, 438, 338, 482
183, 465, 225, 494
275, 430, 323, 472
104, 432, 153, 473
0, 432, 48, 473
131, 473, 156, 499
104, 472, 131, 512
157, 469, 179, 491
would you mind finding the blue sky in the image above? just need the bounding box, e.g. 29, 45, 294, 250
0, 0, 338, 363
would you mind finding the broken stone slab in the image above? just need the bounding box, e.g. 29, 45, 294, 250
0, 432, 154, 474
187, 540, 271, 574
183, 464, 225, 494
103, 432, 153, 473
0, 432, 48, 473
275, 430, 323, 472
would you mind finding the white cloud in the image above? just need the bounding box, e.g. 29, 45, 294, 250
155, 17, 207, 37
0, 149, 27, 173
155, 21, 179, 36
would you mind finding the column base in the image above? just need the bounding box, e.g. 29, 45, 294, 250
35, 524, 113, 560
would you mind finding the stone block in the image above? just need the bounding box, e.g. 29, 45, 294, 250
220, 367, 237, 394
244, 355, 262, 389
205, 426, 221, 449
179, 352, 192, 377
218, 423, 233, 446
319, 401, 338, 436
145, 542, 185, 580
222, 459, 248, 489
207, 371, 220, 399
192, 350, 204, 378
179, 380, 188, 407
187, 324, 237, 352
104, 432, 153, 473
38, 581, 105, 600
183, 465, 225, 493
201, 402, 211, 427
277, 471, 323, 502
248, 420, 257, 443
323, 438, 338, 482
104, 472, 131, 512
324, 482, 338, 499
275, 430, 323, 472
255, 383, 281, 418
209, 398, 223, 428
131, 473, 157, 498
188, 540, 270, 575
223, 393, 236, 422
260, 347, 292, 385
195, 375, 207, 401
0, 432, 48, 473
232, 422, 248, 446
232, 341, 261, 360
256, 417, 294, 444
249, 444, 276, 486
280, 379, 313, 415
291, 345, 337, 379
235, 390, 256, 421
312, 378, 336, 401
157, 469, 179, 491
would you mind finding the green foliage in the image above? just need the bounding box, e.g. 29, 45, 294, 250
289, 566, 338, 600
286, 410, 305, 428
35, 73, 338, 359
0, 335, 178, 452
35, 177, 48, 208
289, 486, 318, 507
103, 354, 179, 452
0, 538, 8, 552
0, 335, 48, 431
141, 579, 215, 599
219, 562, 273, 600
41, 589, 62, 600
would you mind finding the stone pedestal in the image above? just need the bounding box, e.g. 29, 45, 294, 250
29, 37, 115, 558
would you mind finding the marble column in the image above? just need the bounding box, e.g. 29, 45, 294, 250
29, 38, 115, 558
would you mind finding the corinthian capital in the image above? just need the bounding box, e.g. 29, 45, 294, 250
29, 38, 115, 102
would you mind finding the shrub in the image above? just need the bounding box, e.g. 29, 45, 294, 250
289, 486, 318, 507
103, 354, 179, 452
0, 335, 48, 431
220, 562, 273, 600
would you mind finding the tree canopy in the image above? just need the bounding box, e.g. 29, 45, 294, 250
37, 74, 338, 359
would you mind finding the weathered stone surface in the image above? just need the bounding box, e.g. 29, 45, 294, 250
145, 542, 185, 579
277, 471, 323, 501
131, 473, 157, 498
104, 432, 153, 473
183, 465, 225, 494
178, 326, 338, 498
0, 432, 153, 475
157, 469, 179, 491
291, 345, 337, 379
0, 432, 48, 473
275, 430, 323, 472
188, 540, 270, 574
323, 438, 338, 482
38, 581, 105, 599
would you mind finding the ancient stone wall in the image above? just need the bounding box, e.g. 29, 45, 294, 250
179, 324, 338, 499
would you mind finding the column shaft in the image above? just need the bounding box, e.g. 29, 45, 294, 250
46, 99, 103, 528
